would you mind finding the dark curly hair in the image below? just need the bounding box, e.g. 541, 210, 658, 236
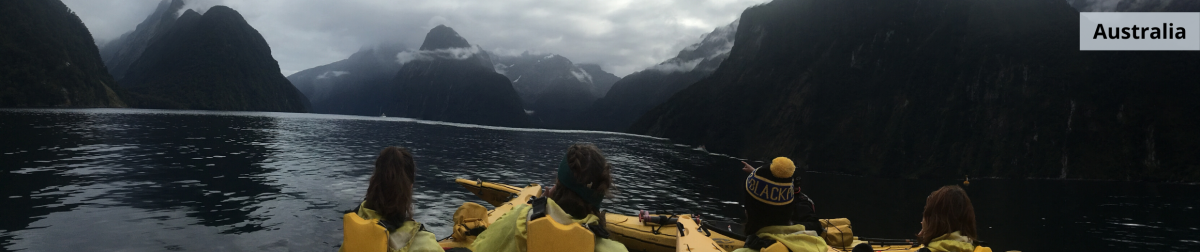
549, 143, 614, 225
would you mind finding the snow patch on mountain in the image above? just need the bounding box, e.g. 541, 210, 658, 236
571, 68, 593, 84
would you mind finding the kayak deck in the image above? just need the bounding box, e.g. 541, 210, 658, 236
439, 178, 980, 252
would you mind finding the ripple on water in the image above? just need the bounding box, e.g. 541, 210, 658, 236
1, 109, 1197, 252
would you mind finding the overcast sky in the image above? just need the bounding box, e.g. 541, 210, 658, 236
61, 0, 768, 77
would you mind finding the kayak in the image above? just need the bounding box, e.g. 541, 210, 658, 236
439, 178, 745, 251
605, 211, 743, 252
439, 178, 993, 252
675, 214, 726, 252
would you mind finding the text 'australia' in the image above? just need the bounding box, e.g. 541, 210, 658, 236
1093, 23, 1187, 39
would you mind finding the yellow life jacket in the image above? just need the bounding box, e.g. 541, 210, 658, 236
524, 197, 606, 252
343, 211, 389, 252
819, 218, 853, 250
739, 225, 827, 252
760, 242, 789, 252
451, 202, 491, 243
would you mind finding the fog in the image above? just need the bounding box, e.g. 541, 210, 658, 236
63, 0, 768, 76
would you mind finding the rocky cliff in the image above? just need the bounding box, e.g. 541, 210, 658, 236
631, 0, 1200, 181
0, 0, 125, 107
120, 6, 309, 112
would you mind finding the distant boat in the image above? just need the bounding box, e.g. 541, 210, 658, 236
380, 113, 386, 118
695, 145, 707, 152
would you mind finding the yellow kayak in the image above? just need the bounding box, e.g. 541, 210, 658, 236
675, 214, 726, 252
439, 178, 992, 252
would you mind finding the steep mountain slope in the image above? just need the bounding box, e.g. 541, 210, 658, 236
588, 20, 737, 131
1066, 0, 1200, 11
491, 52, 619, 128
120, 7, 309, 112
0, 0, 125, 107
287, 43, 405, 115
385, 25, 529, 127
576, 63, 620, 96
492, 52, 599, 109
98, 0, 183, 80
631, 0, 1200, 181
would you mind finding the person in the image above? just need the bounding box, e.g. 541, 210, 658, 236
740, 160, 822, 235
340, 147, 443, 252
470, 143, 627, 252
735, 157, 827, 252
915, 185, 979, 252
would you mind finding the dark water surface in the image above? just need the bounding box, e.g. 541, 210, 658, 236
1, 109, 1196, 252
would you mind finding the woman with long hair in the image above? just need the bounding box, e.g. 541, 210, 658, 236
470, 143, 627, 252
915, 185, 978, 252
340, 146, 442, 252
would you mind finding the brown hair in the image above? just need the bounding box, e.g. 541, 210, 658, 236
364, 146, 416, 225
549, 143, 614, 224
918, 185, 977, 244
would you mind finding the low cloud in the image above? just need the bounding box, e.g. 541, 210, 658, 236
177, 0, 223, 16
316, 70, 350, 79
395, 46, 483, 65
62, 0, 770, 76
650, 58, 704, 73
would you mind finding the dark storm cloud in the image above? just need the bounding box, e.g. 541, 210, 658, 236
62, 0, 767, 76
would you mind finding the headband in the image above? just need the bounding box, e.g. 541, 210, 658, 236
558, 155, 603, 210
744, 169, 794, 206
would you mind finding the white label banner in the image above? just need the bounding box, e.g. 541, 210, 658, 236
1080, 12, 1200, 51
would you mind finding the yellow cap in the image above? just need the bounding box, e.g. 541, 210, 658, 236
769, 157, 795, 178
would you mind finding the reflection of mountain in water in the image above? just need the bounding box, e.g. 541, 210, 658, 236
0, 111, 285, 235
107, 114, 283, 233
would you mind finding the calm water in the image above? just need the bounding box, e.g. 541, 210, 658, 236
1, 109, 1196, 252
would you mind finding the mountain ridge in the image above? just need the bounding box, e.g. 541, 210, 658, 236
630, 0, 1200, 181
119, 5, 310, 112
385, 25, 529, 127
0, 0, 126, 107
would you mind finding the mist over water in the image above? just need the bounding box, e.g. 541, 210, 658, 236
1, 109, 1196, 251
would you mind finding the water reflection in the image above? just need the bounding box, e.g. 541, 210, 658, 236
1, 109, 1197, 252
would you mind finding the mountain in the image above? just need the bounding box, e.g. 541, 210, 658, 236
119, 6, 309, 112
630, 0, 1200, 181
98, 0, 184, 80
587, 20, 737, 132
1065, 0, 1200, 11
491, 52, 618, 128
492, 52, 599, 109
0, 0, 125, 107
287, 43, 405, 115
577, 64, 620, 96
385, 25, 529, 127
